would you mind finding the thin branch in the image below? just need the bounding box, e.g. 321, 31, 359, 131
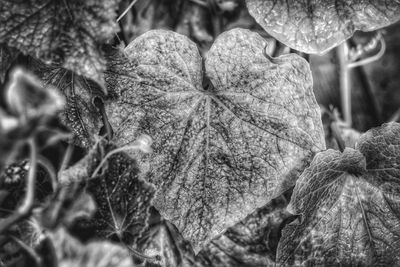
116, 0, 138, 22
59, 142, 74, 173
0, 138, 37, 234
37, 155, 57, 191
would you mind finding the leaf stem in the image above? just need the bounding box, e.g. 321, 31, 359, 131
117, 0, 138, 22
337, 42, 352, 127
90, 144, 142, 178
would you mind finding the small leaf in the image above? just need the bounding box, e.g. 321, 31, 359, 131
6, 68, 64, 119
104, 28, 325, 251
246, 0, 400, 54
277, 122, 400, 266
0, 0, 120, 85
85, 144, 156, 245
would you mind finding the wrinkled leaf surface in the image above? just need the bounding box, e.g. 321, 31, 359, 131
277, 122, 400, 266
246, 0, 400, 54
105, 28, 324, 251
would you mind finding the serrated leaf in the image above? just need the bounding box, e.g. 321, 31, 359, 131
277, 122, 400, 266
104, 28, 325, 251
246, 0, 400, 54
197, 195, 292, 267
0, 0, 120, 85
86, 145, 156, 245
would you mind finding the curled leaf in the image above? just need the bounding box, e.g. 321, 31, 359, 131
246, 0, 400, 54
104, 28, 325, 251
277, 122, 400, 266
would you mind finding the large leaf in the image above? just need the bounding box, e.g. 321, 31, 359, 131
246, 0, 400, 54
277, 122, 400, 266
0, 0, 120, 85
104, 28, 325, 251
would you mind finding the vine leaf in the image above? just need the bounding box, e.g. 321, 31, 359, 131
277, 122, 400, 266
246, 0, 400, 54
197, 195, 293, 267
33, 61, 103, 147
83, 143, 156, 245
0, 0, 120, 86
104, 28, 325, 252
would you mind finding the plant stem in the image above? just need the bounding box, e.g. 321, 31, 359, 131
337, 42, 352, 127
0, 138, 37, 234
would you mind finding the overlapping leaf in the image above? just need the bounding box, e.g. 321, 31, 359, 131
277, 122, 400, 266
104, 28, 325, 251
34, 62, 103, 147
0, 0, 120, 85
246, 0, 400, 54
197, 195, 292, 267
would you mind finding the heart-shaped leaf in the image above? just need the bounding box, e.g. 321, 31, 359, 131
0, 0, 120, 85
104, 28, 325, 251
277, 122, 400, 266
246, 0, 400, 54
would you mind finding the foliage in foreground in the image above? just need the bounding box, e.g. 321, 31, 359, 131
1, 0, 400, 267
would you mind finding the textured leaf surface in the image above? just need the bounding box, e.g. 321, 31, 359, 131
86, 145, 156, 245
34, 62, 102, 147
197, 195, 292, 267
277, 122, 400, 266
0, 0, 120, 84
246, 0, 400, 54
105, 28, 324, 251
